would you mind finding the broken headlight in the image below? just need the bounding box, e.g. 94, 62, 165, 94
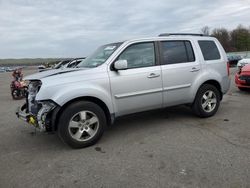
27, 80, 42, 114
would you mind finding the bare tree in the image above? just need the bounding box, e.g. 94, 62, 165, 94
230, 25, 250, 52
201, 25, 250, 52
201, 26, 210, 35
211, 28, 231, 52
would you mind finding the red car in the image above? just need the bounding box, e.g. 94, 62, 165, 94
235, 64, 250, 90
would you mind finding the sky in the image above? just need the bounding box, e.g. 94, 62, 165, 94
0, 0, 250, 58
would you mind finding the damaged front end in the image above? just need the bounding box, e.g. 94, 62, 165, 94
16, 80, 58, 132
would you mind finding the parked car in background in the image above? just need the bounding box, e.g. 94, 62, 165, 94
235, 64, 250, 90
39, 59, 74, 72
16, 33, 230, 148
0, 66, 21, 73
38, 65, 46, 70
0, 67, 6, 73
40, 58, 85, 72
54, 59, 72, 69
3, 67, 14, 72
237, 58, 250, 70
62, 58, 85, 68
227, 55, 242, 67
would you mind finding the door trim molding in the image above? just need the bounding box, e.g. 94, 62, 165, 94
163, 84, 191, 91
115, 84, 191, 99
115, 88, 162, 99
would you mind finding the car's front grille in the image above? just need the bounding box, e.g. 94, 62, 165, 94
239, 75, 250, 85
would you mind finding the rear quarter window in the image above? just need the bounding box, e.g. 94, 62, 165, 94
198, 40, 221, 61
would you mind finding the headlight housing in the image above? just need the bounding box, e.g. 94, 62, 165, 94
28, 80, 42, 93
27, 80, 42, 114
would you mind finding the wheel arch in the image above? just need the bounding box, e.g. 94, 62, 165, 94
196, 80, 223, 101
52, 96, 113, 131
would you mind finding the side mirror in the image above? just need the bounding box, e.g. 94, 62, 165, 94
114, 60, 128, 71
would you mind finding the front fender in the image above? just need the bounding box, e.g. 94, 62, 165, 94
35, 83, 114, 114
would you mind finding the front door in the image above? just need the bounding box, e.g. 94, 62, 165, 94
108, 42, 163, 116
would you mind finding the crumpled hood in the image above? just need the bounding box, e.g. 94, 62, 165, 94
24, 68, 82, 80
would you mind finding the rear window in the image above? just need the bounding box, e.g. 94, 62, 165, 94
160, 41, 195, 64
198, 40, 221, 61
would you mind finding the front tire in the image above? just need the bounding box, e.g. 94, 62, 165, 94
192, 84, 221, 118
58, 101, 106, 148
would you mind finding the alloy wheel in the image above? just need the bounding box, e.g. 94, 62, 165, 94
201, 90, 217, 113
68, 111, 99, 142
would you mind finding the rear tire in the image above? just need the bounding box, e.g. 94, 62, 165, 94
192, 84, 221, 118
58, 101, 106, 149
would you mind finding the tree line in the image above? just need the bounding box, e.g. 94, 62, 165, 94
201, 25, 250, 52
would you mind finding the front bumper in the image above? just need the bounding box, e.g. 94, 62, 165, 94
16, 101, 57, 132
235, 73, 250, 88
16, 103, 38, 127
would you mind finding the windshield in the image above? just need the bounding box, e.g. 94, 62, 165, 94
77, 42, 122, 68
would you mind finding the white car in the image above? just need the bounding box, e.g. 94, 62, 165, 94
237, 58, 250, 69
0, 68, 6, 73
16, 33, 230, 148
38, 65, 46, 70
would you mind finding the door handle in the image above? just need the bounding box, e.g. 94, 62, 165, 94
147, 73, 160, 78
190, 67, 200, 72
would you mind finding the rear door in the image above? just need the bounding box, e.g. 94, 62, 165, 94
159, 40, 201, 107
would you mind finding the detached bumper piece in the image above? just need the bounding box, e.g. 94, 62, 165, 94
16, 103, 38, 127
16, 101, 56, 132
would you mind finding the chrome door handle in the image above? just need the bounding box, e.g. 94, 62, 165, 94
147, 73, 160, 78
190, 67, 200, 72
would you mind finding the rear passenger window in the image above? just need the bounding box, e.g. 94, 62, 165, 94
198, 40, 221, 60
160, 41, 195, 64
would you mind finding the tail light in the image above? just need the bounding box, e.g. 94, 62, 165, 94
227, 61, 230, 76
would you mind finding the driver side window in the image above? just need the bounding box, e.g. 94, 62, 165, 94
118, 42, 155, 69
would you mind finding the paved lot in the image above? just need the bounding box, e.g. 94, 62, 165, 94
0, 68, 249, 188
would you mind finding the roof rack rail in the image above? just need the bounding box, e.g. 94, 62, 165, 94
158, 33, 208, 37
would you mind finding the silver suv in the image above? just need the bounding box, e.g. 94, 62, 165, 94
16, 33, 230, 148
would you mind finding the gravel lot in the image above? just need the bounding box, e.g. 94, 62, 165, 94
0, 68, 249, 188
